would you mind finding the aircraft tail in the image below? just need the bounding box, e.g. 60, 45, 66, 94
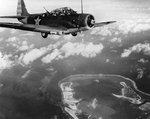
0, 0, 29, 23
17, 0, 29, 16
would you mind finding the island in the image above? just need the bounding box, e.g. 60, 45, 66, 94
58, 74, 150, 119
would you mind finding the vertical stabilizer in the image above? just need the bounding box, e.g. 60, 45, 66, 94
17, 0, 29, 16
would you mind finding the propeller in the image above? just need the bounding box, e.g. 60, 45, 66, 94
87, 15, 95, 28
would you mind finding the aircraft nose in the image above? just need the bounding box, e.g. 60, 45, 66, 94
87, 15, 95, 28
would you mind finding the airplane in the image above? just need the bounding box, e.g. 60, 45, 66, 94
0, 0, 116, 38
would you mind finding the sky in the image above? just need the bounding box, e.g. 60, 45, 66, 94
0, 0, 150, 21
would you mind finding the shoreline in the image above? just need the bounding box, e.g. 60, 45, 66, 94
58, 74, 150, 96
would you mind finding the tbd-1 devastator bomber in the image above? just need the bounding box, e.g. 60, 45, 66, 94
0, 0, 116, 38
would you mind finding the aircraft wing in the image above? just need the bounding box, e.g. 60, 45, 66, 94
94, 21, 116, 28
63, 21, 116, 34
0, 21, 116, 35
0, 22, 67, 34
0, 16, 27, 19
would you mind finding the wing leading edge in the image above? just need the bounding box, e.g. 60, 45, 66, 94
0, 22, 34, 31
0, 22, 68, 35
94, 21, 116, 28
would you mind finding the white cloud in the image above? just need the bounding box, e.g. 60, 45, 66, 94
60, 42, 104, 58
18, 41, 34, 51
0, 52, 13, 73
63, 35, 74, 41
49, 35, 61, 40
132, 24, 150, 33
110, 37, 122, 43
21, 48, 47, 65
21, 70, 31, 78
118, 19, 150, 34
22, 41, 28, 45
121, 49, 132, 58
19, 45, 31, 51
105, 59, 110, 63
42, 42, 104, 64
41, 49, 61, 63
19, 40, 64, 65
121, 43, 150, 58
6, 37, 34, 51
91, 19, 150, 37
10, 29, 17, 34
118, 20, 136, 34
7, 37, 18, 42
138, 59, 149, 63
91, 27, 112, 36
0, 38, 3, 41
20, 32, 35, 36
0, 83, 3, 87
0, 28, 6, 32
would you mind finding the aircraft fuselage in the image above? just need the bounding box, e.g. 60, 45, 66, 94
19, 13, 95, 31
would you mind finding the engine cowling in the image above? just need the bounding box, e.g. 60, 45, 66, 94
78, 14, 95, 30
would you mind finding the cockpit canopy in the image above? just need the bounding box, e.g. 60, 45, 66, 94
50, 7, 77, 16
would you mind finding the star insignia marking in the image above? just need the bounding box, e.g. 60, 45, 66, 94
34, 16, 41, 26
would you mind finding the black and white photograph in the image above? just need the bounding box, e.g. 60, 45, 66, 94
0, 0, 150, 119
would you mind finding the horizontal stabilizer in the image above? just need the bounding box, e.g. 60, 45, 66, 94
94, 21, 116, 27
0, 16, 27, 19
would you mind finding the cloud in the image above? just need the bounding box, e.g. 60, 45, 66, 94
41, 49, 61, 64
90, 19, 150, 37
19, 40, 65, 65
42, 42, 104, 64
21, 48, 47, 65
21, 70, 31, 79
91, 27, 112, 36
19, 45, 29, 51
118, 20, 136, 34
0, 28, 6, 32
138, 58, 149, 63
121, 49, 132, 58
5, 37, 34, 51
0, 38, 3, 41
0, 83, 3, 87
18, 41, 34, 51
110, 37, 122, 43
105, 59, 110, 63
121, 43, 150, 58
20, 32, 35, 36
61, 42, 104, 58
10, 29, 17, 34
49, 35, 61, 40
0, 52, 13, 73
7, 37, 18, 42
118, 19, 150, 34
132, 24, 150, 33
63, 35, 74, 41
